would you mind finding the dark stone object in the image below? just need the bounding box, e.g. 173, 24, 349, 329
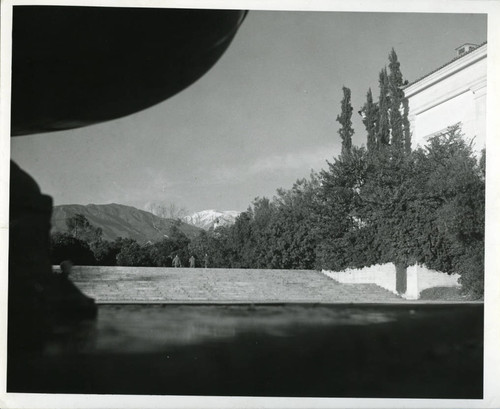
11, 6, 247, 135
8, 162, 97, 355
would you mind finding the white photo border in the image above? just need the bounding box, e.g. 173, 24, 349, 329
1, 1, 499, 408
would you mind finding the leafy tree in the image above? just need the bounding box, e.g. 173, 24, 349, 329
270, 175, 322, 269
196, 174, 322, 270
203, 226, 235, 268
66, 213, 90, 239
115, 238, 153, 267
317, 147, 369, 270
65, 213, 109, 265
168, 221, 190, 246
188, 230, 213, 267
227, 210, 255, 268
65, 213, 103, 243
50, 232, 96, 265
166, 221, 191, 265
355, 145, 415, 268
411, 124, 484, 298
90, 239, 121, 266
148, 238, 176, 267
247, 197, 277, 268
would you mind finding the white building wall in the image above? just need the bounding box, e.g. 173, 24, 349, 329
414, 91, 476, 144
405, 44, 487, 154
323, 263, 460, 300
322, 264, 397, 295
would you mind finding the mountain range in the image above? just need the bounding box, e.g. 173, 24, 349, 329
51, 204, 241, 243
51, 203, 203, 243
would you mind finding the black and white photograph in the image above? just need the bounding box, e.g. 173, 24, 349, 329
1, 1, 499, 408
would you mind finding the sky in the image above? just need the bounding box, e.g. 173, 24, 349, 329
10, 9, 487, 214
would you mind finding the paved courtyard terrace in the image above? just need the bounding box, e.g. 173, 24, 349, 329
66, 266, 406, 303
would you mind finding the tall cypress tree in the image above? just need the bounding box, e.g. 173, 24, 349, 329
377, 68, 390, 147
336, 86, 354, 156
387, 48, 412, 154
388, 48, 404, 151
362, 88, 378, 152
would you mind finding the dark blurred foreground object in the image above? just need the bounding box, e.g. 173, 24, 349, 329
9, 6, 246, 353
11, 6, 247, 135
9, 162, 98, 354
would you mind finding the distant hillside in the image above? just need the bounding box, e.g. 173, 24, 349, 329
51, 203, 203, 243
183, 209, 240, 230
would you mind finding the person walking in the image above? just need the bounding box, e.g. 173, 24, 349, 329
189, 255, 196, 268
173, 254, 181, 268
204, 253, 209, 269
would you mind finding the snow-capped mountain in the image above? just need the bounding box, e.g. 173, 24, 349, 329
183, 209, 241, 230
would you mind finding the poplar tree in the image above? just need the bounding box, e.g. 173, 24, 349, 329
361, 88, 378, 152
388, 48, 404, 150
387, 48, 412, 154
377, 68, 390, 147
336, 86, 354, 156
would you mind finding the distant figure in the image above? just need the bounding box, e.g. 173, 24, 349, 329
189, 255, 196, 268
173, 255, 181, 268
60, 260, 73, 278
204, 253, 209, 269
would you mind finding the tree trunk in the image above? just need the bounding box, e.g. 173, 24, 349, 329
395, 263, 407, 295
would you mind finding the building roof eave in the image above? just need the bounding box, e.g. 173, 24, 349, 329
403, 42, 487, 98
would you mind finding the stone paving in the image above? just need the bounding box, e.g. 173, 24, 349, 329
66, 266, 404, 303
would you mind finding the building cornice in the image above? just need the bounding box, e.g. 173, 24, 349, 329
404, 43, 487, 99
